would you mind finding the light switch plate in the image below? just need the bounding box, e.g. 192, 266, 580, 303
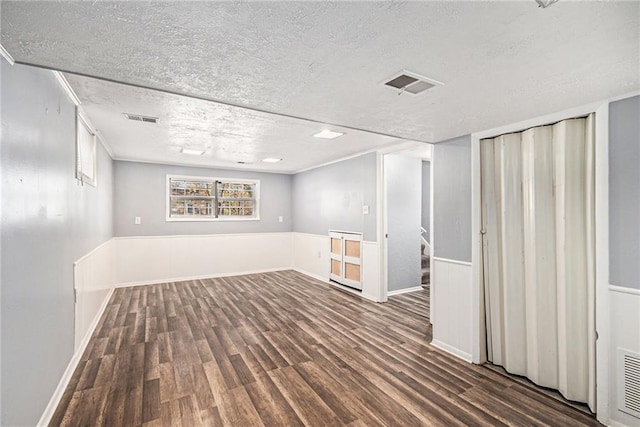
134, 216, 141, 225
362, 205, 370, 215
278, 216, 284, 223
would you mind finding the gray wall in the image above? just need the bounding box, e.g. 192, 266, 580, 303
433, 135, 472, 262
421, 161, 431, 243
609, 95, 640, 289
114, 161, 292, 236
292, 153, 377, 241
386, 155, 422, 292
1, 62, 114, 426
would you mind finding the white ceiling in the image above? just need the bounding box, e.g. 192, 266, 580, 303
66, 74, 401, 173
2, 1, 639, 170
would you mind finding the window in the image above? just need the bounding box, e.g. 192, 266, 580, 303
76, 112, 97, 186
166, 175, 259, 221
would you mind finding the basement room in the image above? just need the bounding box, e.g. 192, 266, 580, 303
1, 1, 639, 426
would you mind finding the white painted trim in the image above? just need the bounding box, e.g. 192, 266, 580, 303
292, 268, 328, 284
52, 71, 81, 106
429, 146, 435, 326
113, 156, 290, 175
387, 286, 424, 296
95, 131, 115, 159
594, 103, 611, 425
115, 232, 288, 240
115, 267, 290, 288
37, 287, 115, 427
377, 152, 388, 303
165, 174, 260, 222
431, 257, 472, 267
470, 132, 485, 365
431, 339, 473, 363
608, 285, 640, 296
472, 90, 639, 141
0, 43, 15, 66
470, 97, 623, 423
294, 142, 405, 175
73, 238, 113, 265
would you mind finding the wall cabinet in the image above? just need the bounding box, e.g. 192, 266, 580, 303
329, 231, 362, 290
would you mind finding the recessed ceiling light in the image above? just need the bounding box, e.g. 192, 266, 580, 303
181, 148, 205, 156
313, 130, 344, 140
262, 158, 282, 163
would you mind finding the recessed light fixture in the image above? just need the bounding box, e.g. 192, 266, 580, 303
262, 158, 282, 163
313, 129, 344, 140
181, 148, 205, 156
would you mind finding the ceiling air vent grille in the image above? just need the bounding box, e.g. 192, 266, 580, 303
383, 70, 443, 95
123, 113, 159, 124
619, 348, 640, 419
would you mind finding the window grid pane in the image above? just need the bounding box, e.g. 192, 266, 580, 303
168, 177, 258, 219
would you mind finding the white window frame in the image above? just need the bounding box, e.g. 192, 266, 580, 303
76, 111, 97, 187
165, 174, 260, 222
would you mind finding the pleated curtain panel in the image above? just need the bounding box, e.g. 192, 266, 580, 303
480, 114, 596, 411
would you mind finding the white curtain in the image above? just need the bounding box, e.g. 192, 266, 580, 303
481, 114, 596, 411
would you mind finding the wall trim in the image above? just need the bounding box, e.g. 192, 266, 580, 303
292, 267, 328, 283
608, 285, 640, 296
431, 339, 473, 363
115, 232, 291, 240
0, 43, 15, 66
387, 286, 424, 296
431, 256, 472, 267
115, 267, 291, 288
37, 287, 115, 427
73, 238, 114, 265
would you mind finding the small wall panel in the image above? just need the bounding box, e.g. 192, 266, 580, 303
331, 259, 341, 276
345, 240, 361, 258
345, 263, 361, 282
331, 238, 342, 255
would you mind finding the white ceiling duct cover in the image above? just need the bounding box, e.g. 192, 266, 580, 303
123, 113, 158, 124
383, 70, 443, 95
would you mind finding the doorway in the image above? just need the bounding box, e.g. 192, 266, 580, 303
381, 143, 433, 320
479, 114, 596, 411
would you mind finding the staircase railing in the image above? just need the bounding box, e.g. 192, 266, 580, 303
421, 227, 430, 252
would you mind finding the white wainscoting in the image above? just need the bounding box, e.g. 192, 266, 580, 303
115, 233, 294, 286
292, 232, 330, 282
39, 238, 117, 427
74, 238, 116, 351
292, 232, 381, 302
431, 257, 473, 362
608, 285, 640, 427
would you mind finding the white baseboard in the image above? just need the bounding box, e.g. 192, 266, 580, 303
431, 339, 473, 363
38, 286, 115, 427
115, 267, 292, 288
292, 267, 329, 284
387, 286, 424, 296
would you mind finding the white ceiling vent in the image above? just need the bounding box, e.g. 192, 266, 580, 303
123, 113, 158, 124
618, 348, 640, 419
383, 70, 443, 95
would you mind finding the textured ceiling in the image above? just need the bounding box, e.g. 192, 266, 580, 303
2, 1, 639, 166
65, 74, 400, 173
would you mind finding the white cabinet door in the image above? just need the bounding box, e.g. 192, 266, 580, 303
329, 231, 362, 290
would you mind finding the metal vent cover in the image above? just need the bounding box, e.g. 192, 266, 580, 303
382, 70, 442, 95
619, 348, 640, 419
123, 113, 158, 124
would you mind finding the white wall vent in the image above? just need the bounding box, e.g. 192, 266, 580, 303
382, 70, 443, 95
618, 348, 640, 419
123, 113, 158, 124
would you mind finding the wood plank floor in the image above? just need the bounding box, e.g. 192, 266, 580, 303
51, 270, 600, 426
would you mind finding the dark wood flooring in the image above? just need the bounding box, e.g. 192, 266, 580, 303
51, 270, 599, 426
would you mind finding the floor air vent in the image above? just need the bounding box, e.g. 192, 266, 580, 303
382, 70, 443, 95
619, 348, 640, 419
123, 113, 158, 124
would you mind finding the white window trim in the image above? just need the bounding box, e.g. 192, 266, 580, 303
76, 112, 97, 187
165, 174, 260, 222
